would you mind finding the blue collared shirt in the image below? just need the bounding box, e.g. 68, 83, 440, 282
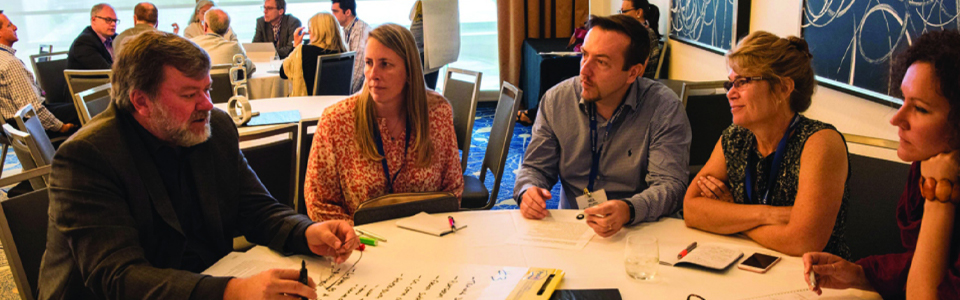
514, 76, 691, 225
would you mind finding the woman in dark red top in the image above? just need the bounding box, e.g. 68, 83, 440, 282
801, 30, 960, 299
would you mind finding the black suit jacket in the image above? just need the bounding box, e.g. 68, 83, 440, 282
253, 14, 302, 59
66, 26, 113, 70
38, 104, 315, 299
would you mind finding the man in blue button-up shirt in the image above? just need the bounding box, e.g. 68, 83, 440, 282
515, 14, 691, 237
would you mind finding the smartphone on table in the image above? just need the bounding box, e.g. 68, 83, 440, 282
737, 253, 781, 273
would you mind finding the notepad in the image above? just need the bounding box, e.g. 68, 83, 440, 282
245, 110, 300, 126
741, 289, 817, 299
395, 212, 467, 236
673, 244, 743, 270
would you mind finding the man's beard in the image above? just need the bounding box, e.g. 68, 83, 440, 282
149, 104, 211, 147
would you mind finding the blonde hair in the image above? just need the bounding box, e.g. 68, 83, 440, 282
354, 24, 432, 167
308, 13, 348, 52
726, 31, 816, 112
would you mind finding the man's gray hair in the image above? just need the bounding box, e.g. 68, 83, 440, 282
112, 31, 211, 113
91, 3, 113, 18
204, 8, 231, 36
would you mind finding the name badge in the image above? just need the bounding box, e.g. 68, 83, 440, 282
575, 189, 608, 210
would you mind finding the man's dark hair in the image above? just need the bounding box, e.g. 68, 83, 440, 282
112, 31, 211, 113
135, 2, 158, 25
332, 0, 358, 17
274, 0, 287, 12
586, 14, 650, 71
891, 29, 960, 147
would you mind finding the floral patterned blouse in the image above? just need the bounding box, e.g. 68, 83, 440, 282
722, 115, 850, 259
304, 92, 464, 222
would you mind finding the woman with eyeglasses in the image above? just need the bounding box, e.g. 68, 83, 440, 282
803, 30, 960, 299
682, 31, 851, 258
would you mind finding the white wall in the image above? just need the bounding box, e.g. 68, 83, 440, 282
594, 0, 903, 162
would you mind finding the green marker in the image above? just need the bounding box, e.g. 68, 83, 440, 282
359, 236, 378, 246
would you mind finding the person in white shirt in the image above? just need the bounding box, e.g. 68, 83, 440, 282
189, 8, 255, 76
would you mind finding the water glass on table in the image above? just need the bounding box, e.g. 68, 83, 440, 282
624, 233, 658, 280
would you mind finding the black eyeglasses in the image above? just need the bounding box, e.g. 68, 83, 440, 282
687, 294, 705, 300
618, 8, 638, 14
723, 76, 768, 91
95, 16, 119, 24
261, 5, 279, 11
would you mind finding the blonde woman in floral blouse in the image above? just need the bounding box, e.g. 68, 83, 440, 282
304, 24, 463, 223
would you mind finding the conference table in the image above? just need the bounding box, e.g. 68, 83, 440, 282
213, 95, 346, 141
207, 210, 882, 300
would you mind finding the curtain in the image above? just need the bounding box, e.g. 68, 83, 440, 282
497, 0, 589, 86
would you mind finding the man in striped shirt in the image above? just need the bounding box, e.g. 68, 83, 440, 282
0, 11, 78, 136
332, 0, 371, 94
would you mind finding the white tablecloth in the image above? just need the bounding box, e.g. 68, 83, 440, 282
248, 61, 290, 99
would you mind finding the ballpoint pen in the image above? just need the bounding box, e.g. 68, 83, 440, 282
298, 260, 308, 300
355, 228, 387, 242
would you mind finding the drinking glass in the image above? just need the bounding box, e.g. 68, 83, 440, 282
624, 233, 658, 280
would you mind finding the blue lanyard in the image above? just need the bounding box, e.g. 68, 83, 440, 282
587, 102, 626, 191
745, 114, 800, 205
371, 120, 411, 194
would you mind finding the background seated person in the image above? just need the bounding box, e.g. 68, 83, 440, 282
683, 31, 850, 258
38, 31, 358, 300
190, 8, 255, 76
183, 0, 237, 41
304, 24, 463, 223
803, 29, 960, 300
280, 12, 347, 96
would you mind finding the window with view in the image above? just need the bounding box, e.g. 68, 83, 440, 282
4, 0, 499, 91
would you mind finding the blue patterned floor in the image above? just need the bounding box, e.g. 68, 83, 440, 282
463, 104, 563, 210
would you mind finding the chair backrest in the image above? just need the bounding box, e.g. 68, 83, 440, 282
0, 165, 52, 300
353, 192, 459, 226
654, 37, 669, 80
210, 64, 234, 104
64, 69, 111, 107
73, 83, 112, 125
13, 104, 56, 169
441, 68, 482, 171
2, 124, 47, 190
313, 52, 356, 96
475, 82, 522, 209
29, 52, 69, 104
296, 118, 320, 215
680, 80, 730, 175
842, 134, 910, 261
240, 124, 299, 208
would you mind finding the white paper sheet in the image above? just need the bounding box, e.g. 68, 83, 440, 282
507, 211, 595, 250
203, 246, 530, 300
422, 0, 461, 70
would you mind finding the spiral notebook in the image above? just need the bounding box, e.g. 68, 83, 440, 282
741, 289, 817, 299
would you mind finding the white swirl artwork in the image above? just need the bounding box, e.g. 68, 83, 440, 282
802, 0, 958, 97
670, 0, 737, 51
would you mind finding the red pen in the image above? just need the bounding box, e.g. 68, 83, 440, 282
678, 242, 697, 259
448, 216, 457, 233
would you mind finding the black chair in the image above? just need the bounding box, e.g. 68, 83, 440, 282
842, 134, 910, 261
460, 82, 522, 209
296, 118, 320, 215
0, 165, 52, 300
240, 124, 298, 208
680, 80, 730, 177
441, 67, 482, 170
353, 192, 459, 226
312, 52, 356, 96
29, 51, 69, 104
210, 64, 234, 104
72, 83, 112, 125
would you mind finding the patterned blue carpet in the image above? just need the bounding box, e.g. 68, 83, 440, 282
464, 104, 562, 210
